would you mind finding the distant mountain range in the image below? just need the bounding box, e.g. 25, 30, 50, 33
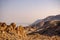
30, 14, 60, 27
43, 14, 60, 22
28, 14, 60, 36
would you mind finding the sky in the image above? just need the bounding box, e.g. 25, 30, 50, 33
0, 0, 60, 25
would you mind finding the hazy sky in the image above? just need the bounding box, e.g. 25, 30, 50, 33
0, 0, 60, 24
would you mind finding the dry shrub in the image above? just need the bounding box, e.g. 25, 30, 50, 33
0, 22, 7, 31
16, 25, 27, 37
10, 23, 16, 29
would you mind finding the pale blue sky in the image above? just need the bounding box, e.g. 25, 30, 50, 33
0, 0, 60, 25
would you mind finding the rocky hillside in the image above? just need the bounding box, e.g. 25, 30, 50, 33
0, 14, 60, 40
27, 14, 60, 40
30, 14, 60, 28
29, 20, 60, 35
0, 21, 60, 40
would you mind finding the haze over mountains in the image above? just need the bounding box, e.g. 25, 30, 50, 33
28, 14, 60, 36
30, 14, 60, 27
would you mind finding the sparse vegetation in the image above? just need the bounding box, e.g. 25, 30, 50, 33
0, 15, 60, 40
0, 21, 60, 40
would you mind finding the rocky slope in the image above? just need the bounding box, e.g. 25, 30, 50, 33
0, 14, 60, 40
30, 14, 60, 27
